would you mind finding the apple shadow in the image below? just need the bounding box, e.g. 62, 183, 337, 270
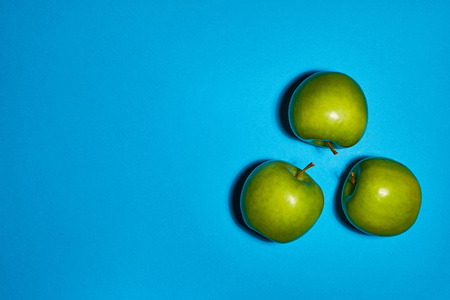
333, 156, 370, 235
276, 70, 319, 140
229, 160, 272, 242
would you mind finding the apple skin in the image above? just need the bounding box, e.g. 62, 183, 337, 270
341, 157, 421, 236
289, 72, 368, 149
240, 160, 324, 243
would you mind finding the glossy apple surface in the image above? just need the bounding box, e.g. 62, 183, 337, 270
289, 72, 368, 152
240, 160, 324, 243
341, 157, 421, 236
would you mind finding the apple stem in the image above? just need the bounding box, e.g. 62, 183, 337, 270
296, 162, 315, 179
326, 141, 338, 155
350, 172, 356, 185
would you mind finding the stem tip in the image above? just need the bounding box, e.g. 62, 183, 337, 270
350, 172, 356, 185
326, 141, 338, 155
296, 162, 315, 179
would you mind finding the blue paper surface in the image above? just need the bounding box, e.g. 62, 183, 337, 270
1, 1, 450, 299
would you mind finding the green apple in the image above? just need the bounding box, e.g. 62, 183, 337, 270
240, 160, 324, 243
341, 157, 421, 236
289, 72, 368, 154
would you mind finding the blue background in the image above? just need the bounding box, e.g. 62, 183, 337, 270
1, 1, 450, 299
